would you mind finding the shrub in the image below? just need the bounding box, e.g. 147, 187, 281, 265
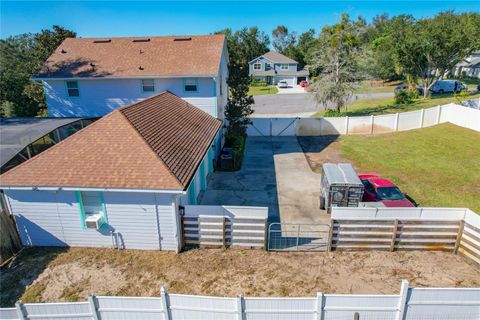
251, 80, 267, 87
224, 132, 246, 170
323, 109, 344, 117
394, 89, 417, 104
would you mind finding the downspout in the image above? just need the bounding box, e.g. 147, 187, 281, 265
213, 77, 217, 118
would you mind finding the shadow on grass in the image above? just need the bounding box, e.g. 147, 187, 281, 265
0, 247, 67, 307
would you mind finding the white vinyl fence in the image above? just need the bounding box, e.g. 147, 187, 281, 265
2, 282, 479, 320
330, 207, 480, 266
182, 205, 268, 249
247, 103, 480, 137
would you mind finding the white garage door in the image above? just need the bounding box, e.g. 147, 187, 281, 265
276, 76, 295, 87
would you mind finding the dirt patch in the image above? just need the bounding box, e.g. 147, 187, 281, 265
2, 248, 479, 305
297, 135, 344, 173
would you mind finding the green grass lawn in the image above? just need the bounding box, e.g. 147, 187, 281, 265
312, 92, 480, 117
354, 80, 402, 94
337, 123, 480, 213
248, 85, 278, 96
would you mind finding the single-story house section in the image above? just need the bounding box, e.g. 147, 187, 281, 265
248, 51, 309, 86
452, 52, 480, 79
0, 92, 222, 252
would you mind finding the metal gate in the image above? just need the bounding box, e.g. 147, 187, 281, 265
267, 223, 331, 251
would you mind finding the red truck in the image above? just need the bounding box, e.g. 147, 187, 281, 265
358, 174, 415, 207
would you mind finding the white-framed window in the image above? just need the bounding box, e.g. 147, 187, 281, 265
253, 63, 262, 70
280, 64, 289, 70
76, 191, 107, 230
184, 79, 198, 92
66, 81, 79, 97
141, 79, 155, 92
80, 192, 103, 216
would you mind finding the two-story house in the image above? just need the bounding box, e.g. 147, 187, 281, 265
33, 34, 229, 119
248, 51, 309, 87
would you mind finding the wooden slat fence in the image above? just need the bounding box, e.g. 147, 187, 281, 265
330, 207, 480, 266
182, 205, 268, 249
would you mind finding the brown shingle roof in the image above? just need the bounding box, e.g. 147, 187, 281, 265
262, 51, 298, 64
0, 92, 222, 190
35, 35, 226, 78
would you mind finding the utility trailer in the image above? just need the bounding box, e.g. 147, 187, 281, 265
320, 163, 364, 213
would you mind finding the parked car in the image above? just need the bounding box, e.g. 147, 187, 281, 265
277, 80, 289, 88
320, 163, 364, 213
299, 80, 309, 88
358, 174, 415, 207
430, 80, 467, 94
394, 84, 424, 96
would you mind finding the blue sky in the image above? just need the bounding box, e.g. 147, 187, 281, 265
1, 1, 479, 39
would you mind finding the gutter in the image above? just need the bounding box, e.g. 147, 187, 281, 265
0, 186, 186, 194
32, 75, 217, 81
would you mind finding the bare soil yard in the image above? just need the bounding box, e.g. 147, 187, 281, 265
1, 248, 479, 306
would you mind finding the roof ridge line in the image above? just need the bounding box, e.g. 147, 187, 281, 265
117, 98, 185, 189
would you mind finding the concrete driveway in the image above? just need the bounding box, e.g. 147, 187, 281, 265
201, 136, 330, 225
252, 92, 393, 117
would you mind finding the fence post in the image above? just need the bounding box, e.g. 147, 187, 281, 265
345, 116, 349, 135
264, 218, 268, 250
236, 295, 244, 320
436, 105, 442, 124
161, 287, 171, 320
420, 108, 425, 128
315, 292, 325, 320
370, 115, 374, 134
390, 219, 399, 252
395, 280, 409, 320
88, 296, 100, 320
296, 224, 300, 251
395, 113, 400, 131
454, 220, 465, 254
222, 216, 226, 248
15, 302, 26, 320
327, 222, 334, 252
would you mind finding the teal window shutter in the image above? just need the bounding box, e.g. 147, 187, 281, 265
75, 191, 87, 230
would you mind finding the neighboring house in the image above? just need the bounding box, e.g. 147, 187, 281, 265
0, 117, 95, 173
248, 51, 309, 87
34, 35, 229, 119
452, 52, 480, 79
0, 92, 222, 252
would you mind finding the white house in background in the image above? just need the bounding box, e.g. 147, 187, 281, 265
0, 92, 222, 252
452, 52, 480, 79
248, 51, 309, 87
33, 35, 229, 119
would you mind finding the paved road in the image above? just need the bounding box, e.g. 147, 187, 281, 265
252, 92, 393, 117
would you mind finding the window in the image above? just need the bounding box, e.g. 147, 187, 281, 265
141, 79, 155, 92
184, 79, 198, 92
219, 75, 223, 96
265, 63, 272, 70
76, 191, 107, 229
280, 64, 289, 70
66, 81, 79, 97
253, 63, 262, 70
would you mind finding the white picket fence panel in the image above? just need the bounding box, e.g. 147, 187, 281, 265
247, 103, 480, 136
3, 282, 479, 320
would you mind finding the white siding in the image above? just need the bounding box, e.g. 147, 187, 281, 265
5, 190, 180, 251
43, 77, 218, 118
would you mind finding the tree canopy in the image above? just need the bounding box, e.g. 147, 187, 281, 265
0, 25, 76, 117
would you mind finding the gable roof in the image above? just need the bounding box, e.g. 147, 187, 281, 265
34, 34, 226, 79
0, 92, 222, 191
251, 51, 298, 64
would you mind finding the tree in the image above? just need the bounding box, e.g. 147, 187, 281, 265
310, 14, 365, 112
0, 25, 76, 117
390, 12, 480, 97
272, 25, 296, 53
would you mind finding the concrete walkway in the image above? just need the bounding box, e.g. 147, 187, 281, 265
201, 137, 330, 225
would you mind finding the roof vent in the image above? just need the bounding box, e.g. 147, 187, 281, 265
61, 49, 67, 54
138, 66, 144, 70
93, 39, 111, 43
90, 63, 96, 67
174, 37, 192, 42
132, 38, 151, 43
